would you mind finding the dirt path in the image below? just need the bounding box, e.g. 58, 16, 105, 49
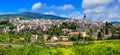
47, 41, 73, 45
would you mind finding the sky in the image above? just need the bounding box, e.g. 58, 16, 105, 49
0, 0, 120, 22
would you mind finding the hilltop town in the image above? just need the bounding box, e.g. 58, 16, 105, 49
0, 14, 119, 44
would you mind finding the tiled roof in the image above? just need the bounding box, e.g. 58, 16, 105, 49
69, 32, 85, 35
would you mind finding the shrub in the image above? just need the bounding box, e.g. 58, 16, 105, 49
87, 36, 95, 41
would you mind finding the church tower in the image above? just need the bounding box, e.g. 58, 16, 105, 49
84, 14, 86, 21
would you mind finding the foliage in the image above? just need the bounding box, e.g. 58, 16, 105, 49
105, 22, 109, 35
47, 26, 61, 36
0, 40, 120, 55
73, 41, 82, 45
0, 33, 9, 42
97, 32, 102, 40
70, 33, 83, 41
78, 32, 82, 40
61, 22, 78, 30
87, 35, 95, 41
70, 35, 78, 41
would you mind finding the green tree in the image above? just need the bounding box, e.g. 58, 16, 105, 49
78, 32, 82, 40
90, 29, 93, 35
118, 31, 120, 39
0, 33, 9, 42
48, 26, 61, 36
97, 32, 102, 40
105, 22, 109, 35
87, 35, 95, 41
70, 35, 78, 41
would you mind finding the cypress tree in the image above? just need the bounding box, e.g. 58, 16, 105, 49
97, 32, 102, 40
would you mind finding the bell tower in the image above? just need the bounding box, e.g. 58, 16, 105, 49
84, 14, 86, 21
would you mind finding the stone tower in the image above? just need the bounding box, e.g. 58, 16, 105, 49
84, 14, 86, 20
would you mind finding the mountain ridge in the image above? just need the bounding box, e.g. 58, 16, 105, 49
111, 22, 120, 25
0, 12, 68, 20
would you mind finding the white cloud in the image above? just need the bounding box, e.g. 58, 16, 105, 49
84, 6, 120, 22
60, 14, 68, 18
31, 2, 74, 11
32, 2, 46, 11
82, 0, 120, 22
68, 11, 83, 19
44, 11, 56, 15
82, 0, 114, 8
19, 8, 27, 12
59, 11, 83, 19
84, 6, 105, 13
50, 4, 74, 10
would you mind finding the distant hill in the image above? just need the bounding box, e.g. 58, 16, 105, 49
111, 22, 120, 25
0, 12, 68, 20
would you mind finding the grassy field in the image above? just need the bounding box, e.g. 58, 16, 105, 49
0, 40, 120, 55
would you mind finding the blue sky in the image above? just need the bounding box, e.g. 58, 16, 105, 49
0, 0, 83, 13
0, 0, 120, 22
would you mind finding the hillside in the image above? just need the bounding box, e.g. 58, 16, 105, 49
0, 12, 68, 20
111, 22, 120, 25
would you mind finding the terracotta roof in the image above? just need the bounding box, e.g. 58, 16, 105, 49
31, 35, 38, 38
59, 36, 68, 38
43, 34, 49, 36
69, 32, 85, 35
